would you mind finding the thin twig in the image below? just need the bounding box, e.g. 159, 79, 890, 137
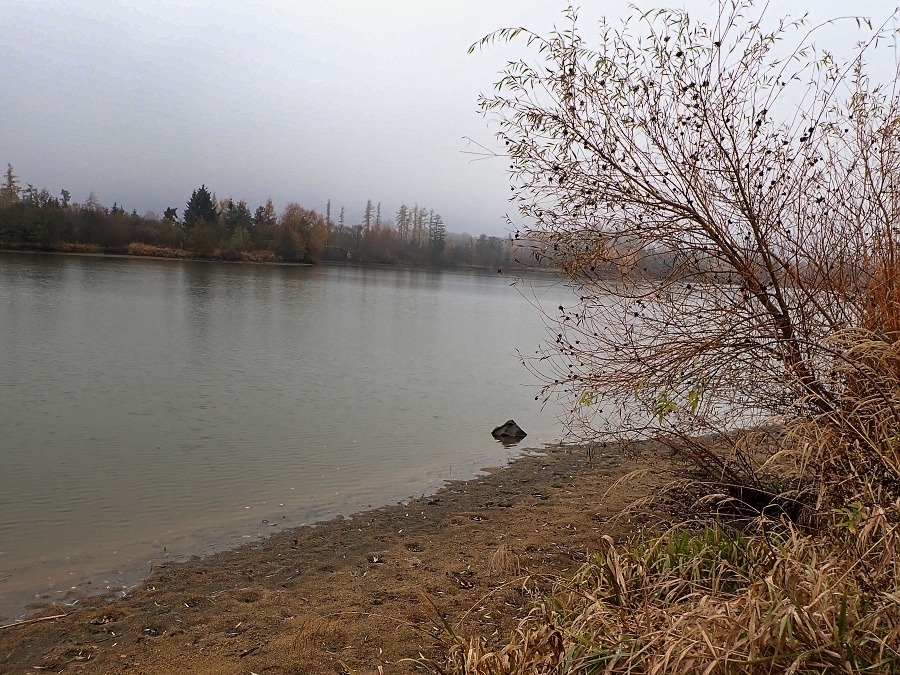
0, 612, 68, 629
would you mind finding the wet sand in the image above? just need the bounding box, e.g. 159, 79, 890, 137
0, 442, 677, 674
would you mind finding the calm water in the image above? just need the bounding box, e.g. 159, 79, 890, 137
0, 252, 572, 619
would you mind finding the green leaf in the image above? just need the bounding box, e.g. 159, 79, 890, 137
653, 390, 677, 423
687, 382, 703, 415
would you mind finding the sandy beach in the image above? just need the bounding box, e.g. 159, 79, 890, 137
0, 442, 676, 674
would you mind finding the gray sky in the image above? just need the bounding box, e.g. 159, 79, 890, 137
1, 1, 895, 235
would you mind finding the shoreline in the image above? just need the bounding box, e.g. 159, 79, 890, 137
0, 441, 677, 674
0, 245, 545, 275
0, 443, 535, 626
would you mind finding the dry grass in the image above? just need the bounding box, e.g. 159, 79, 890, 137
422, 515, 900, 674
53, 241, 101, 254
241, 249, 280, 263
420, 353, 900, 673
125, 242, 281, 263
488, 543, 522, 577
126, 242, 194, 259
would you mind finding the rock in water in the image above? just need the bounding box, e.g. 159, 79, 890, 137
491, 420, 527, 439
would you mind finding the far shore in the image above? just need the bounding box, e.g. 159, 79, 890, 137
0, 243, 551, 276
0, 440, 676, 674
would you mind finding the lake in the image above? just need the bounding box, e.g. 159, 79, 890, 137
0, 252, 574, 620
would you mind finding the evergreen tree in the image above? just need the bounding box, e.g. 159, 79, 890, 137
430, 212, 446, 252
364, 199, 373, 232
224, 199, 252, 231
417, 206, 429, 247
183, 185, 218, 228
0, 164, 20, 205
253, 198, 277, 227
396, 204, 409, 242
84, 192, 104, 212
411, 203, 421, 247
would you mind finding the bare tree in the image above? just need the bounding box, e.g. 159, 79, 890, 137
475, 2, 900, 500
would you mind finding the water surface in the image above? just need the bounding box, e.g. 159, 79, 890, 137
0, 253, 573, 619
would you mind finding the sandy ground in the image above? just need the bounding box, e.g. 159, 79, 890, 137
0, 442, 678, 674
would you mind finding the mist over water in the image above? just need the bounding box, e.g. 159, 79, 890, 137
0, 252, 574, 618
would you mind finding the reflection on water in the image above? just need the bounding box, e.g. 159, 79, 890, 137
494, 437, 526, 448
0, 252, 574, 619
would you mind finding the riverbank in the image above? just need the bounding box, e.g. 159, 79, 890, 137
0, 442, 678, 674
0, 243, 543, 275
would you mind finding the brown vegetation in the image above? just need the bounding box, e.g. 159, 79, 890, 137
423, 1, 900, 671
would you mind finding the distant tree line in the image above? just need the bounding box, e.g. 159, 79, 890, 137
0, 165, 544, 270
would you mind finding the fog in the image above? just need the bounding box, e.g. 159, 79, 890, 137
1, 0, 894, 235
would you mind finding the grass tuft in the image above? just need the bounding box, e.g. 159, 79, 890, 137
422, 517, 900, 673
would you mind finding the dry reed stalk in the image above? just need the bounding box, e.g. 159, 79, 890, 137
0, 612, 68, 630
488, 542, 522, 577
422, 518, 900, 674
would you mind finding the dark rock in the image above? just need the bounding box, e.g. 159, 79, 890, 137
491, 420, 527, 439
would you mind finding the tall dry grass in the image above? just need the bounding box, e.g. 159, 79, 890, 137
423, 518, 900, 674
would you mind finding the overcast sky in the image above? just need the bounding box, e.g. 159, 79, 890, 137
2, 1, 896, 235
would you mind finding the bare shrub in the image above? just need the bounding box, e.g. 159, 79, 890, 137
472, 1, 900, 514
419, 3, 900, 671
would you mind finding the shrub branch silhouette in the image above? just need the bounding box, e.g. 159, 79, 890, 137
475, 2, 900, 507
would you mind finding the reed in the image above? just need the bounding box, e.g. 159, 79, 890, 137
422, 512, 900, 673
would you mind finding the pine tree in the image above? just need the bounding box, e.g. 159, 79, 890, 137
396, 204, 409, 242
411, 203, 421, 247
183, 185, 218, 228
417, 206, 429, 247
364, 199, 373, 232
430, 212, 446, 252
84, 192, 104, 211
253, 198, 277, 227
224, 199, 252, 231
0, 164, 20, 205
